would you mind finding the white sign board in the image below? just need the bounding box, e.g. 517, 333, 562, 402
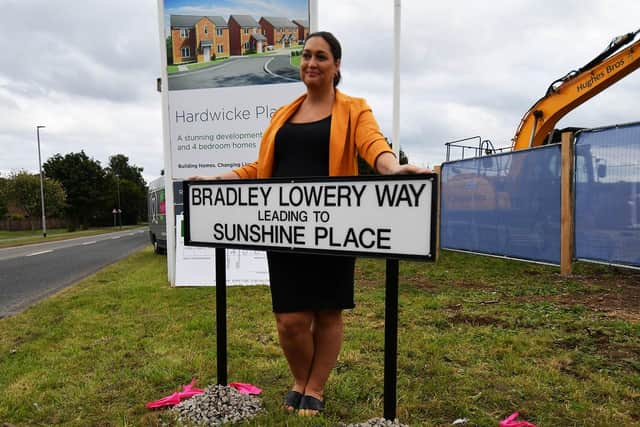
184, 175, 437, 260
168, 84, 303, 179
175, 214, 269, 286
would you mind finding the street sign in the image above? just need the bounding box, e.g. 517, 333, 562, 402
184, 175, 437, 260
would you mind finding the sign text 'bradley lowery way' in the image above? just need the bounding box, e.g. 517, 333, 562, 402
184, 175, 437, 260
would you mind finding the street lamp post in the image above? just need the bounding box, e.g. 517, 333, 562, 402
115, 174, 122, 229
36, 125, 47, 238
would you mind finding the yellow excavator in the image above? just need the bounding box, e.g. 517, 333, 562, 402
512, 28, 640, 150
442, 29, 640, 260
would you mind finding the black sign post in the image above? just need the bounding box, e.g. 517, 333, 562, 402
213, 255, 402, 417
183, 175, 437, 420
384, 258, 400, 420
215, 248, 227, 385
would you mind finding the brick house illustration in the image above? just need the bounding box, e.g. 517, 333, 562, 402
259, 17, 298, 48
228, 15, 264, 55
170, 15, 229, 65
208, 16, 230, 59
292, 19, 309, 44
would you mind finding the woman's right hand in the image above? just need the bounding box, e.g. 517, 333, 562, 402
186, 175, 218, 180
187, 171, 240, 181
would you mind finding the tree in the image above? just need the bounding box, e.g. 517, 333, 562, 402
0, 176, 9, 219
166, 36, 173, 65
357, 139, 409, 175
399, 149, 409, 165
7, 171, 66, 230
104, 154, 147, 225
43, 151, 106, 229
106, 154, 146, 188
110, 176, 146, 225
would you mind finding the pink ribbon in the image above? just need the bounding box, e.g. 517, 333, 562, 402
500, 412, 537, 427
228, 382, 262, 395
146, 378, 204, 409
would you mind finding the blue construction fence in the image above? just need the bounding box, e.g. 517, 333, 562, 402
440, 122, 640, 268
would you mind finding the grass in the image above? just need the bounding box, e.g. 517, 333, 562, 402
168, 49, 303, 74
0, 248, 639, 426
0, 225, 146, 249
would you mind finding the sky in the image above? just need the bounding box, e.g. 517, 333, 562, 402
1, 0, 639, 183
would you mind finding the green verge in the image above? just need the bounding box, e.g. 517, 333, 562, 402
0, 225, 146, 249
186, 58, 230, 71
167, 58, 230, 74
0, 248, 639, 426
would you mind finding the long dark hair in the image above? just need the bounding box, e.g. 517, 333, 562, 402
304, 31, 342, 86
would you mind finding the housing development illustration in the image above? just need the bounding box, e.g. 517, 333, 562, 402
170, 15, 231, 64
166, 12, 309, 90
169, 14, 309, 64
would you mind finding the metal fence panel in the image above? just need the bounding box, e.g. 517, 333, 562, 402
574, 123, 640, 267
441, 145, 562, 264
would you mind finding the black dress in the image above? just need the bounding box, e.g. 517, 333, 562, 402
267, 115, 356, 313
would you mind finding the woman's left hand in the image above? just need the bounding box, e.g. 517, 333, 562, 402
375, 152, 431, 175
386, 164, 431, 175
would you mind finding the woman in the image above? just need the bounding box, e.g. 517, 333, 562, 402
193, 31, 428, 416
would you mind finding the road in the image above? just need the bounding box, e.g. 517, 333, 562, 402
168, 54, 300, 90
0, 228, 149, 318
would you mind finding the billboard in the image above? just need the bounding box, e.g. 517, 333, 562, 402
161, 0, 309, 179
157, 0, 310, 284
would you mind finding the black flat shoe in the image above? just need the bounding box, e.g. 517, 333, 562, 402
298, 395, 325, 416
284, 390, 303, 412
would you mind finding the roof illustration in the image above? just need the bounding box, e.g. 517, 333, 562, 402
170, 15, 203, 27
230, 15, 259, 27
207, 16, 228, 28
171, 15, 228, 28
251, 33, 268, 41
292, 19, 309, 27
261, 17, 296, 28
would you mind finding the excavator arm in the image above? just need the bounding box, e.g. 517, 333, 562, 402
512, 30, 640, 150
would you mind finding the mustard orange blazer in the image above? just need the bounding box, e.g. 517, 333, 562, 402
233, 90, 394, 179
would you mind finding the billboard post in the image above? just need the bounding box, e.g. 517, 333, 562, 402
156, 0, 176, 284
309, 0, 318, 32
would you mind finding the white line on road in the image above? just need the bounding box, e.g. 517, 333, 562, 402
82, 241, 97, 245
111, 236, 121, 239
263, 57, 299, 82
26, 250, 53, 257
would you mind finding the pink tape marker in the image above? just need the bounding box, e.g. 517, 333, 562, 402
499, 412, 537, 427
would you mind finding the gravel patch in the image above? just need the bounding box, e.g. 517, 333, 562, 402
171, 384, 262, 425
342, 418, 409, 427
